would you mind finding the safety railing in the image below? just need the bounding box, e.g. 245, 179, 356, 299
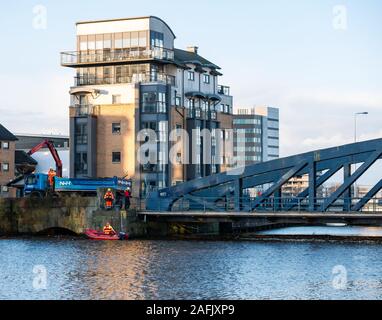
61, 47, 174, 66
72, 104, 95, 117
139, 196, 382, 213
74, 73, 175, 86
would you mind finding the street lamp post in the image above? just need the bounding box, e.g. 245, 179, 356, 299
354, 112, 369, 199
354, 112, 369, 143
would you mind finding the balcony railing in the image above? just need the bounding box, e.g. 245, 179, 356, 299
217, 85, 231, 96
74, 73, 176, 87
61, 47, 174, 67
72, 104, 95, 117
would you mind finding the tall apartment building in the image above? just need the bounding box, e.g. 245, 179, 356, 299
0, 124, 17, 198
61, 16, 233, 197
233, 106, 280, 166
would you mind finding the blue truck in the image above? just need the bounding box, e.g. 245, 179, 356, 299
24, 173, 132, 198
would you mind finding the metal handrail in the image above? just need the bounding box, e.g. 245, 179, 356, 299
140, 196, 382, 213
74, 73, 176, 86
61, 47, 175, 65
72, 104, 95, 116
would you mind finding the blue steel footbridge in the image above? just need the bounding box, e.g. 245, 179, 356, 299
146, 139, 382, 213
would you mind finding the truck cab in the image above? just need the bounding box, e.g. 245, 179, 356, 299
24, 173, 50, 198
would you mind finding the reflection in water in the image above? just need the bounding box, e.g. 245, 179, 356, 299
257, 226, 382, 237
2, 230, 382, 300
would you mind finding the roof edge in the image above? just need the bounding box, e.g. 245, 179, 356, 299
76, 16, 176, 39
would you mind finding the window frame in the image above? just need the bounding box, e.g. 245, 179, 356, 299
188, 71, 195, 81
2, 142, 9, 150
112, 152, 122, 164
112, 122, 122, 135
2, 163, 10, 172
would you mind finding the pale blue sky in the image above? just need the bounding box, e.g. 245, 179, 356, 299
0, 0, 381, 170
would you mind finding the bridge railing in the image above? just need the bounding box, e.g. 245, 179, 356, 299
140, 196, 382, 213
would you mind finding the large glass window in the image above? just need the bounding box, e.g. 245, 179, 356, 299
123, 33, 131, 48
142, 92, 167, 113
139, 31, 147, 47
75, 123, 88, 145
142, 92, 157, 113
96, 35, 103, 50
151, 31, 164, 48
158, 92, 166, 113
158, 121, 167, 142
75, 153, 88, 175
187, 99, 195, 109
115, 33, 123, 49
131, 32, 139, 47
103, 36, 112, 49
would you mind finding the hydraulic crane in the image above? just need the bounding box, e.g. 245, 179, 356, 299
27, 139, 63, 177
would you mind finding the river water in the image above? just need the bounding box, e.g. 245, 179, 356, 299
2, 226, 382, 300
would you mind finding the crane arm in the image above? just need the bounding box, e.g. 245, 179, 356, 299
27, 139, 63, 177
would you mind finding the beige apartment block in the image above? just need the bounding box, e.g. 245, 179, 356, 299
62, 16, 234, 197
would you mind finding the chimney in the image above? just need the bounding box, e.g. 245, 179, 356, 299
187, 46, 199, 54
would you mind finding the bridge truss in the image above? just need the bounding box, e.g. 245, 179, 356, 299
146, 139, 382, 212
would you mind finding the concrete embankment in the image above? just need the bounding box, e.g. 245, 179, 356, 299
0, 197, 206, 238
2, 198, 381, 242
0, 197, 126, 236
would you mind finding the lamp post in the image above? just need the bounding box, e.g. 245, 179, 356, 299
354, 112, 369, 143
354, 112, 369, 199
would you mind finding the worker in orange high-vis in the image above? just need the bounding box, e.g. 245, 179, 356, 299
103, 222, 116, 236
104, 189, 115, 210
48, 168, 56, 189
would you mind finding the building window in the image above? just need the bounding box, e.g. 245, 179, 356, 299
203, 74, 210, 84
2, 163, 9, 172
175, 96, 181, 106
187, 99, 195, 109
112, 152, 121, 163
150, 31, 164, 48
188, 71, 195, 81
2, 142, 9, 150
158, 92, 166, 113
142, 92, 167, 113
75, 153, 88, 175
196, 127, 201, 145
233, 118, 262, 125
112, 123, 121, 135
112, 95, 121, 104
75, 123, 88, 145
158, 121, 167, 142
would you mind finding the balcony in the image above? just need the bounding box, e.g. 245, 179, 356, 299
74, 73, 176, 87
71, 104, 96, 117
61, 47, 175, 67
217, 85, 231, 96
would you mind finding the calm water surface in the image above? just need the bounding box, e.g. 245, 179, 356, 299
2, 226, 382, 300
